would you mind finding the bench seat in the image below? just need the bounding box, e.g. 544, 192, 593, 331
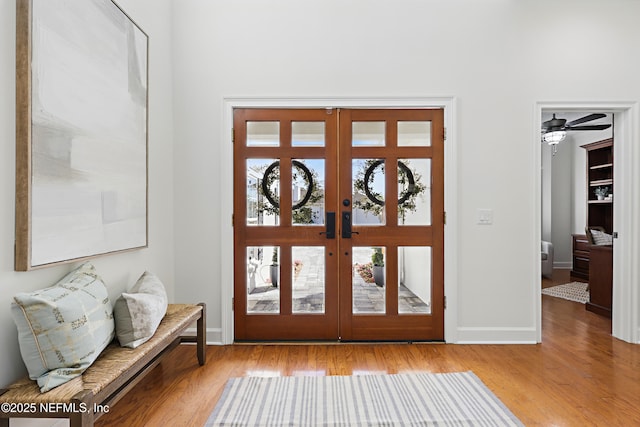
0, 303, 206, 427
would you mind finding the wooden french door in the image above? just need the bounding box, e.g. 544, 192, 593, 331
233, 108, 444, 341
233, 108, 340, 340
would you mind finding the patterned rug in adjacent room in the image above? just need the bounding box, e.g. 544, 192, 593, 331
542, 282, 589, 304
206, 371, 523, 426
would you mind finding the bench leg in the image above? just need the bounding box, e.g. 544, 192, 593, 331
0, 388, 9, 427
70, 411, 93, 427
71, 391, 94, 427
197, 302, 207, 365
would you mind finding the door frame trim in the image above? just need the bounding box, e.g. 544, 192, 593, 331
220, 97, 458, 344
534, 101, 640, 343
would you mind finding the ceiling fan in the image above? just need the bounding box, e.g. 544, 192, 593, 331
542, 113, 611, 134
541, 113, 612, 153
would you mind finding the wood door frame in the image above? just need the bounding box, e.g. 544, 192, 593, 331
220, 97, 458, 345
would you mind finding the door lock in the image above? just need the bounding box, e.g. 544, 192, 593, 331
341, 211, 359, 238
319, 212, 336, 239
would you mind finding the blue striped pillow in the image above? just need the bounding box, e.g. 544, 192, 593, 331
11, 263, 115, 392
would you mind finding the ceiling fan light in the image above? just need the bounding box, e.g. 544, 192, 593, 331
543, 130, 567, 145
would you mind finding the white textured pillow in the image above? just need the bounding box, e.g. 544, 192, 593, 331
113, 272, 168, 348
591, 229, 613, 246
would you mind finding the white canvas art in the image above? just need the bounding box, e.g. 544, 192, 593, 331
16, 0, 148, 269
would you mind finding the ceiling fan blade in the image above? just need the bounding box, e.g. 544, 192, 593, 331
566, 124, 612, 131
566, 113, 606, 127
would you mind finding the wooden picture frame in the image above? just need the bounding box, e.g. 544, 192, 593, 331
15, 0, 149, 270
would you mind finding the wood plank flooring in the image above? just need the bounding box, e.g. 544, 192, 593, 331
96, 272, 640, 426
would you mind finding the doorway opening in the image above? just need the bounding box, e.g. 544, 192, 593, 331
541, 111, 613, 319
537, 102, 639, 343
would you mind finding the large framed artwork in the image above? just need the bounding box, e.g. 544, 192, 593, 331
15, 0, 148, 270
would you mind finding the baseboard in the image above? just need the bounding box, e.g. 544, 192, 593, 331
455, 326, 538, 344
553, 262, 572, 269
184, 327, 539, 346
183, 327, 223, 345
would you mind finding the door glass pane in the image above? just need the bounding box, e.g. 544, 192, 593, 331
398, 121, 431, 147
352, 122, 385, 146
292, 159, 325, 226
398, 247, 431, 314
352, 246, 385, 314
398, 159, 431, 226
247, 121, 279, 147
352, 159, 385, 225
246, 246, 280, 314
247, 159, 280, 226
292, 122, 325, 147
292, 246, 325, 314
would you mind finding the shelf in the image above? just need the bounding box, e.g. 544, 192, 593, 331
590, 163, 613, 170
590, 179, 613, 186
588, 199, 613, 205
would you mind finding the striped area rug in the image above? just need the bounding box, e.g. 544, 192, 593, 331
541, 282, 589, 304
206, 371, 523, 426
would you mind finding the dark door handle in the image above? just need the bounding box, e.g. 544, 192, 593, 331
341, 211, 359, 238
320, 212, 335, 239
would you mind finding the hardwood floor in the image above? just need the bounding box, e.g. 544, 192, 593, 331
542, 267, 573, 288
96, 275, 640, 426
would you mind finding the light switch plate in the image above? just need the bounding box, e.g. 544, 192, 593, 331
477, 208, 493, 225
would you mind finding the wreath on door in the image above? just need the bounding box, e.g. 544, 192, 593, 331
259, 160, 324, 224
352, 159, 426, 220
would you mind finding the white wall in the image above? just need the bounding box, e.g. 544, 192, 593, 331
550, 141, 574, 267
541, 146, 552, 243
402, 247, 432, 306
171, 0, 640, 343
571, 134, 588, 235
0, 0, 175, 390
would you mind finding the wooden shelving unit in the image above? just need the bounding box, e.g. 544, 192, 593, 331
570, 234, 590, 281
584, 138, 613, 233
570, 138, 613, 284
581, 138, 613, 317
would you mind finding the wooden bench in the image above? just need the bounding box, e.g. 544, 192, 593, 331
0, 303, 206, 427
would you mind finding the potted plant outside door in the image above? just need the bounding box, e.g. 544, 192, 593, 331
371, 248, 385, 287
270, 248, 279, 287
